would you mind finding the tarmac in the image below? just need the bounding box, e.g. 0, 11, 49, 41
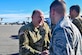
0, 25, 22, 55
0, 24, 82, 55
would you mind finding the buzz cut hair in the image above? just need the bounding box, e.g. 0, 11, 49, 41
32, 10, 44, 17
50, 0, 66, 14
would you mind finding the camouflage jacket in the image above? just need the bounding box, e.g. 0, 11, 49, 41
50, 17, 82, 55
72, 17, 82, 35
18, 22, 51, 55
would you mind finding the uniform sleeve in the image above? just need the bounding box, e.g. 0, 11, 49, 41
43, 23, 51, 50
51, 29, 67, 55
72, 19, 82, 34
19, 30, 41, 55
48, 29, 51, 46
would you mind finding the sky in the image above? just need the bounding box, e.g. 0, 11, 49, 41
0, 0, 82, 23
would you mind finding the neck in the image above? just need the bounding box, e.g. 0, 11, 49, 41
34, 23, 44, 28
55, 15, 64, 25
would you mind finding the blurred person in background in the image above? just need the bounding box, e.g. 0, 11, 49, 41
69, 5, 82, 35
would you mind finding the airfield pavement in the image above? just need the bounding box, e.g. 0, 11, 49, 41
0, 25, 22, 55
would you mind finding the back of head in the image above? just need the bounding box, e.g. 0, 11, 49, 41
70, 5, 80, 14
50, 0, 66, 15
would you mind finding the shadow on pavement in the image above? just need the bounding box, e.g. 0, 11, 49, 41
10, 35, 19, 39
10, 53, 19, 55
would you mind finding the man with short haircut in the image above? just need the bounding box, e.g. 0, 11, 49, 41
49, 0, 82, 55
69, 5, 82, 35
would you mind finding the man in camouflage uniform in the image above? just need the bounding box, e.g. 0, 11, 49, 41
69, 5, 82, 35
18, 10, 51, 55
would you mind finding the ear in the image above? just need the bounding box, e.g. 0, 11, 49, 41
52, 9, 55, 15
72, 10, 76, 13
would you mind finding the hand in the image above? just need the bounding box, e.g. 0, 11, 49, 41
41, 50, 49, 55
